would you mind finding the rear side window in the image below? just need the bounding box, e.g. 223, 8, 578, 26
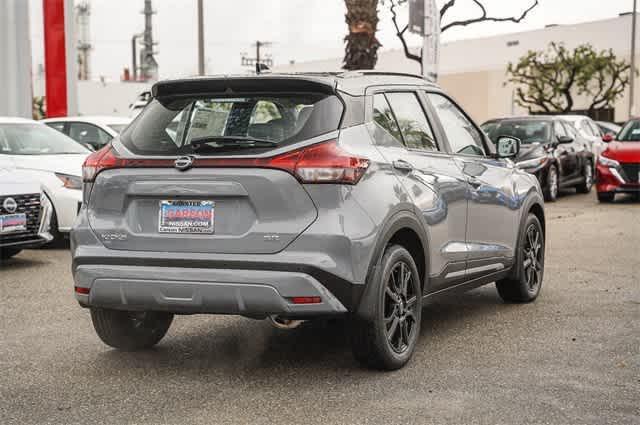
120, 94, 343, 155
385, 92, 438, 151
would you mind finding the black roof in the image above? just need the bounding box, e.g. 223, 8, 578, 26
152, 71, 438, 98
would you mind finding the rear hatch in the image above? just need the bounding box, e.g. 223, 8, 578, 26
85, 76, 347, 254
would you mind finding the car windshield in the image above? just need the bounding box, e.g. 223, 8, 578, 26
0, 123, 89, 155
615, 120, 640, 141
107, 124, 128, 133
120, 94, 344, 155
482, 120, 551, 145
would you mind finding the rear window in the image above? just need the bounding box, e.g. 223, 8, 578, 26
120, 94, 343, 155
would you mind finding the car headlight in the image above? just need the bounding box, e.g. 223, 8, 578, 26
516, 157, 548, 169
55, 172, 83, 190
598, 155, 619, 167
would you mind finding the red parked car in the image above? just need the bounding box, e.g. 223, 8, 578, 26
596, 119, 640, 202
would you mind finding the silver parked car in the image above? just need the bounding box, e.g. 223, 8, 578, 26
72, 72, 546, 370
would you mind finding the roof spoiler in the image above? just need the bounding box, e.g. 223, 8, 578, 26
152, 76, 336, 99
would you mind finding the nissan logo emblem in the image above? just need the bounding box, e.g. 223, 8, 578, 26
3, 197, 18, 213
174, 156, 194, 171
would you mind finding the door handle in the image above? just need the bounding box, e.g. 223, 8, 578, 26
393, 160, 413, 171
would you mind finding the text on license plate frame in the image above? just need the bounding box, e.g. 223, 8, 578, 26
158, 200, 215, 234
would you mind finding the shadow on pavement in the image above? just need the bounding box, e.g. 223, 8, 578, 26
91, 287, 510, 376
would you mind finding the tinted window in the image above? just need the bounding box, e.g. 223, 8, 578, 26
385, 92, 438, 151
427, 93, 485, 156
69, 122, 113, 147
46, 122, 66, 133
0, 124, 88, 155
616, 120, 640, 141
483, 120, 551, 145
372, 94, 403, 143
120, 94, 343, 155
580, 120, 595, 137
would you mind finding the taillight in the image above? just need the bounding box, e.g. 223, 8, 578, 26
82, 140, 369, 185
293, 141, 370, 184
82, 145, 117, 182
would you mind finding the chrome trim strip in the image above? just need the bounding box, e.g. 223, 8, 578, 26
445, 263, 505, 279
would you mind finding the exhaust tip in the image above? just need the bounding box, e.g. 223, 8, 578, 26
269, 315, 304, 330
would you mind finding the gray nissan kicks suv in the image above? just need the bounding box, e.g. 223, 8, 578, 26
72, 72, 545, 370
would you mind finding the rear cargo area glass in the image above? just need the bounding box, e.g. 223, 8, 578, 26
120, 94, 343, 155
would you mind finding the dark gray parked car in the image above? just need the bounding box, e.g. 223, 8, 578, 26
72, 72, 546, 370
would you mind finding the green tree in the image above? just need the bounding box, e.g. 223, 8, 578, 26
343, 0, 382, 70
507, 43, 633, 114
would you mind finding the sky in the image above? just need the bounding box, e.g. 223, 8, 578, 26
28, 0, 636, 81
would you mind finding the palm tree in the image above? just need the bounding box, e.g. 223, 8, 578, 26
343, 0, 381, 70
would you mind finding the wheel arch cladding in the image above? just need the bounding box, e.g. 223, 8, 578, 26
355, 211, 429, 321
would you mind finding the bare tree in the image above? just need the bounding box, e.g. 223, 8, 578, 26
343, 0, 382, 70
387, 0, 539, 70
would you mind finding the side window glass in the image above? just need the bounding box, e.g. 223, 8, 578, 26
588, 121, 602, 136
69, 123, 112, 147
372, 94, 403, 143
554, 121, 567, 138
46, 122, 66, 134
426, 93, 485, 156
385, 92, 438, 151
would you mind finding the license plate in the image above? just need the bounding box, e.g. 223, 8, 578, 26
0, 213, 27, 234
158, 200, 214, 234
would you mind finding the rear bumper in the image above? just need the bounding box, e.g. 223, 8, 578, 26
74, 263, 348, 317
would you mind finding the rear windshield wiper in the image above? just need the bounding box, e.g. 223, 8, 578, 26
190, 136, 278, 149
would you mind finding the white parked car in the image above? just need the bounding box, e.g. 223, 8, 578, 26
42, 116, 131, 151
596, 121, 621, 137
563, 115, 606, 159
1, 166, 53, 260
0, 117, 90, 240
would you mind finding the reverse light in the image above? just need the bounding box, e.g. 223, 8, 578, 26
82, 140, 370, 185
55, 173, 83, 190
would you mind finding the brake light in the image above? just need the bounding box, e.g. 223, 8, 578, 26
293, 141, 370, 184
82, 146, 118, 182
82, 140, 369, 185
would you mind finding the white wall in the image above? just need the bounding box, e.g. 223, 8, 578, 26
77, 81, 151, 116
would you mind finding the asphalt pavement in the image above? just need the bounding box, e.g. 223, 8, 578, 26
0, 192, 638, 425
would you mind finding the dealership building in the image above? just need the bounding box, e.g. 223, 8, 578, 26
275, 13, 640, 125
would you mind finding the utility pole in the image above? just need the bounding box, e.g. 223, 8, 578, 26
630, 0, 637, 118
240, 41, 273, 73
197, 0, 205, 75
140, 0, 158, 81
75, 1, 92, 80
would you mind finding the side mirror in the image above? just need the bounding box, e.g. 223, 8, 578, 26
557, 135, 574, 144
602, 133, 614, 143
495, 135, 521, 159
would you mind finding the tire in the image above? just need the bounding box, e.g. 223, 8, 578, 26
543, 165, 559, 202
597, 192, 615, 203
496, 214, 544, 303
576, 161, 593, 193
351, 245, 422, 370
0, 248, 22, 261
90, 308, 173, 351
